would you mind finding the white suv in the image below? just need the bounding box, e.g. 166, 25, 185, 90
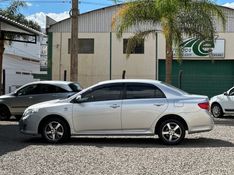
210, 87, 234, 118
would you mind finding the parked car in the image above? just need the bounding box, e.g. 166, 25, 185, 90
210, 87, 234, 118
19, 79, 213, 145
0, 81, 82, 120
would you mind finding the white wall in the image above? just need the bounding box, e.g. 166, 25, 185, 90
3, 54, 40, 93
52, 32, 110, 86
52, 32, 157, 88
4, 37, 41, 61
3, 38, 41, 94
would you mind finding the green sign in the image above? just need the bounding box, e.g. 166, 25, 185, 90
173, 38, 225, 58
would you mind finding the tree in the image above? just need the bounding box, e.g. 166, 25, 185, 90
0, 0, 41, 95
112, 0, 226, 84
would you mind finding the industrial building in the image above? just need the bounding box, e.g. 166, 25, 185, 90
47, 4, 234, 97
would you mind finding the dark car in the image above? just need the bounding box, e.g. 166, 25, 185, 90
0, 81, 82, 120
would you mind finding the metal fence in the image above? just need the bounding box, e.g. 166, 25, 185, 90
159, 74, 234, 98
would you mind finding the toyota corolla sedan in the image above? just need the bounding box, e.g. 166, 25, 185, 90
19, 79, 213, 145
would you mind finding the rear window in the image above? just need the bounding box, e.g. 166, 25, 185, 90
161, 82, 189, 96
69, 83, 82, 92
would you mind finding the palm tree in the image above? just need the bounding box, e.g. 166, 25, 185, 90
0, 0, 40, 95
112, 0, 226, 84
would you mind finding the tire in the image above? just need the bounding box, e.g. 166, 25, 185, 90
15, 115, 22, 120
0, 105, 11, 121
41, 117, 70, 143
211, 103, 223, 118
158, 119, 185, 145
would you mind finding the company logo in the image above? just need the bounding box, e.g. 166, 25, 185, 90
180, 38, 214, 57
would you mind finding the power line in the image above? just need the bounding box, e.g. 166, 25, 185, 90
0, 0, 117, 5
80, 1, 113, 6
1, 0, 71, 3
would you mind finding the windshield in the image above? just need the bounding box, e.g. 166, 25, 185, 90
69, 83, 82, 92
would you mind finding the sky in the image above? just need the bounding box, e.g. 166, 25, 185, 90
1, 0, 234, 28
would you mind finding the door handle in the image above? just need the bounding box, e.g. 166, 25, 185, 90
110, 104, 120, 109
154, 103, 164, 107
29, 96, 33, 99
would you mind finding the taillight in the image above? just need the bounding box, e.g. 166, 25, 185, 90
198, 102, 209, 110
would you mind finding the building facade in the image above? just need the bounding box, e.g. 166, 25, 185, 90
0, 15, 46, 94
47, 5, 234, 97
3, 37, 42, 93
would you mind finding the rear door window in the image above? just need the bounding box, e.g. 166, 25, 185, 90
125, 83, 165, 99
68, 83, 82, 92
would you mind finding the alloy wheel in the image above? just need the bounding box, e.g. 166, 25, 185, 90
158, 119, 185, 145
161, 122, 182, 143
212, 105, 222, 118
44, 121, 64, 142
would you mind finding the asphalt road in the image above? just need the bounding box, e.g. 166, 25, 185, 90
0, 117, 234, 175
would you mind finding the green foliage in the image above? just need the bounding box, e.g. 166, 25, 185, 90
113, 0, 226, 57
111, 0, 122, 4
0, 0, 41, 31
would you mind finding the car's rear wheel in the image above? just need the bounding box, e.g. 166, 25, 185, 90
41, 118, 70, 143
211, 103, 223, 118
158, 119, 185, 145
15, 115, 22, 121
0, 106, 11, 120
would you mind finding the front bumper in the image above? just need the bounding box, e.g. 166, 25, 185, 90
19, 114, 40, 135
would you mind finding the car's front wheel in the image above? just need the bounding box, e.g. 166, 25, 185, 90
211, 103, 223, 118
41, 117, 70, 143
158, 119, 185, 145
0, 106, 11, 120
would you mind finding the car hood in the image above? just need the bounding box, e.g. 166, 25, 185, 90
210, 94, 223, 101
212, 94, 223, 98
28, 98, 69, 109
0, 93, 15, 99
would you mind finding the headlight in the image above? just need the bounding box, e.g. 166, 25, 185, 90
22, 108, 39, 120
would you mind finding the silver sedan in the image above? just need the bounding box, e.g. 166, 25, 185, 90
19, 79, 214, 145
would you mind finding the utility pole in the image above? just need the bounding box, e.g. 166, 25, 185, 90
70, 0, 79, 82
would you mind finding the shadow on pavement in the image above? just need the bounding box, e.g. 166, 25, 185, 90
0, 120, 234, 157
0, 121, 42, 156
214, 116, 234, 126
62, 136, 234, 148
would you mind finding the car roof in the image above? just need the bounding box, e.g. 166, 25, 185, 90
28, 81, 74, 85
96, 79, 162, 86
16, 81, 77, 92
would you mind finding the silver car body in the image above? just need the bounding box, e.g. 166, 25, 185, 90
0, 81, 81, 116
20, 79, 214, 137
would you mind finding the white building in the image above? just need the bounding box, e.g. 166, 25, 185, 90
3, 39, 41, 93
0, 15, 45, 94
40, 28, 48, 71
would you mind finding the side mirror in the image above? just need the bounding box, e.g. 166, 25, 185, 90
75, 95, 88, 103
13, 91, 18, 96
224, 92, 229, 96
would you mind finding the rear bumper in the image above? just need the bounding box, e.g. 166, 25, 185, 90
181, 110, 214, 134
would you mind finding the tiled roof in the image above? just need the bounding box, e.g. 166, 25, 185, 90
0, 14, 45, 36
